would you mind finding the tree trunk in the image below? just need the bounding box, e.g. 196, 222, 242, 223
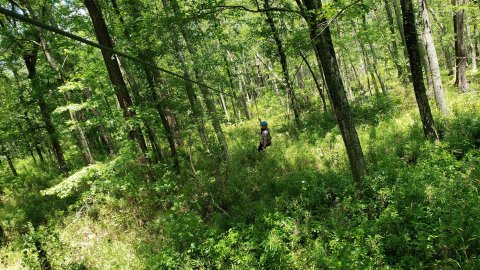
392, 0, 410, 61
300, 0, 367, 184
23, 45, 69, 174
300, 52, 327, 112
400, 0, 438, 139
384, 0, 405, 80
429, 7, 455, 76
263, 0, 301, 128
82, 88, 116, 155
466, 17, 477, 72
362, 16, 387, 95
1, 144, 18, 177
159, 0, 209, 152
83, 0, 149, 157
144, 67, 181, 174
453, 0, 469, 91
167, 0, 230, 161
418, 0, 448, 114
418, 26, 434, 90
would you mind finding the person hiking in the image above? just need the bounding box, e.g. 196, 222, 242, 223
258, 121, 271, 152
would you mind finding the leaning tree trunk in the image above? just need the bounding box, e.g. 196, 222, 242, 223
453, 0, 469, 91
418, 0, 448, 114
300, 0, 367, 185
1, 144, 18, 177
160, 0, 210, 152
429, 7, 455, 76
300, 52, 327, 112
400, 0, 438, 139
23, 42, 69, 174
384, 0, 406, 80
83, 0, 149, 158
362, 15, 387, 95
263, 0, 301, 128
168, 0, 230, 160
466, 16, 477, 72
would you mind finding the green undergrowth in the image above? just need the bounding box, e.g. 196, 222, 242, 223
2, 87, 480, 269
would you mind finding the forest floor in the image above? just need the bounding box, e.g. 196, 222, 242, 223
1, 76, 480, 269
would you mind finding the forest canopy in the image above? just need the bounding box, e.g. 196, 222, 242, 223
1, 0, 480, 268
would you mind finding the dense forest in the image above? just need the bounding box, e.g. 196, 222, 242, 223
0, 0, 479, 268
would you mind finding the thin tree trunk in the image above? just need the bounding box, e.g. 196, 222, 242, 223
300, 0, 367, 184
393, 0, 410, 61
466, 17, 477, 72
82, 88, 116, 155
263, 0, 301, 128
429, 7, 455, 76
362, 16, 387, 94
219, 92, 230, 122
1, 144, 17, 177
300, 52, 327, 112
418, 0, 448, 114
23, 45, 69, 174
83, 0, 149, 158
144, 67, 181, 174
453, 0, 469, 91
159, 0, 209, 152
145, 124, 166, 164
384, 0, 405, 80
168, 0, 229, 161
400, 0, 438, 139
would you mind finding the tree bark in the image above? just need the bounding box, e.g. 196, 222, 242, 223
144, 67, 181, 174
82, 88, 116, 155
429, 7, 455, 76
418, 0, 448, 114
167, 0, 230, 161
1, 144, 18, 177
400, 0, 438, 139
300, 52, 327, 112
384, 0, 405, 80
362, 15, 387, 95
300, 0, 367, 184
83, 0, 149, 157
263, 0, 301, 128
453, 0, 469, 91
159, 0, 210, 152
23, 43, 69, 174
466, 16, 477, 72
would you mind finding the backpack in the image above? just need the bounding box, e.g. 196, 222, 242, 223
261, 128, 272, 144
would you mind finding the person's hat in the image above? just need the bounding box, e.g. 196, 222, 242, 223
260, 121, 268, 126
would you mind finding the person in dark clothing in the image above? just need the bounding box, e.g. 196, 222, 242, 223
258, 121, 271, 152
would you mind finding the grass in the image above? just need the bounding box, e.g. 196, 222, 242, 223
1, 79, 480, 269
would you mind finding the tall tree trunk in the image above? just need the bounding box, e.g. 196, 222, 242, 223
82, 88, 116, 155
159, 0, 209, 152
23, 44, 69, 174
453, 0, 469, 91
222, 53, 239, 120
362, 16, 387, 95
263, 0, 301, 128
418, 0, 448, 114
418, 26, 434, 90
354, 24, 380, 94
429, 7, 455, 76
83, 0, 149, 158
300, 52, 327, 112
466, 16, 477, 72
1, 144, 18, 177
384, 0, 405, 80
300, 0, 367, 184
400, 0, 438, 139
168, 0, 230, 161
144, 67, 181, 173
392, 0, 410, 61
